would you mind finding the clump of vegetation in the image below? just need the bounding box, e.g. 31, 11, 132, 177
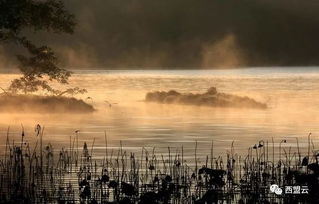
146, 87, 267, 109
7, 38, 87, 96
0, 0, 90, 112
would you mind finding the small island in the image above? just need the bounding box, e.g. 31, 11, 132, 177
146, 87, 267, 109
0, 94, 94, 113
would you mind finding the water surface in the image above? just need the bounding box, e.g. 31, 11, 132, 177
0, 67, 318, 158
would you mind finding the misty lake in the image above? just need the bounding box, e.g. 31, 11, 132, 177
1, 67, 319, 158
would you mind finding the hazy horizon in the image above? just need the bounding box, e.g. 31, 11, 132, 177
2, 66, 319, 72
2, 0, 319, 69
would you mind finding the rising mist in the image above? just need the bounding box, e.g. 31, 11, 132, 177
1, 0, 319, 69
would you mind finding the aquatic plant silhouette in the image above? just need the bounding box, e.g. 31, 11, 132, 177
0, 127, 318, 203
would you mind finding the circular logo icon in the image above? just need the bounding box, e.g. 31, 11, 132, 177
270, 184, 282, 195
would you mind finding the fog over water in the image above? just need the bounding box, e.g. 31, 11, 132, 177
2, 0, 319, 68
0, 67, 318, 158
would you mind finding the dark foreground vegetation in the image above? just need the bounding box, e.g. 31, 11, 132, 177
0, 94, 94, 113
146, 87, 267, 109
0, 128, 318, 203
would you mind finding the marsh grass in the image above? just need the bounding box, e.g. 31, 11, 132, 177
0, 127, 318, 204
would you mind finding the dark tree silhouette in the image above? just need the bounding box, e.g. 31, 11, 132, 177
0, 0, 85, 95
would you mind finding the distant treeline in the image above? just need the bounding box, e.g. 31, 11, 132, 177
2, 0, 319, 68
